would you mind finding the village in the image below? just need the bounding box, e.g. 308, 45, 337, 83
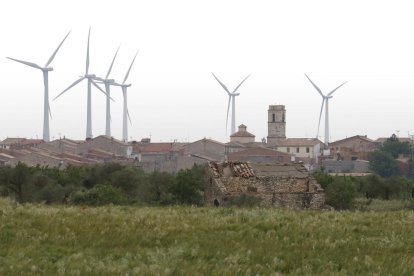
0, 104, 409, 174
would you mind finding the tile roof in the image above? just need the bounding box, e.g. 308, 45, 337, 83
230, 130, 255, 138
229, 147, 290, 157
139, 143, 173, 153
329, 135, 374, 145
187, 138, 225, 146
277, 138, 324, 147
0, 138, 26, 145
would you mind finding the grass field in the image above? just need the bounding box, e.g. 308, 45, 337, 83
1, 198, 414, 275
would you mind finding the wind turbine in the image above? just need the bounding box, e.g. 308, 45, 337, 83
54, 27, 109, 140
95, 46, 120, 137
305, 73, 347, 145
7, 31, 70, 142
113, 51, 139, 142
211, 73, 250, 135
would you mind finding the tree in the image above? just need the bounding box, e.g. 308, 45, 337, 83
381, 134, 411, 158
171, 166, 205, 205
368, 150, 398, 177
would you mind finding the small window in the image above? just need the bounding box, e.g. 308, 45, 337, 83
306, 147, 310, 153
282, 114, 285, 123
287, 147, 290, 153
296, 147, 300, 153
272, 113, 275, 122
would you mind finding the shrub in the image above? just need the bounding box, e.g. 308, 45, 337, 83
72, 184, 126, 206
325, 177, 357, 210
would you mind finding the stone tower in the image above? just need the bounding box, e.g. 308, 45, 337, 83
267, 105, 286, 145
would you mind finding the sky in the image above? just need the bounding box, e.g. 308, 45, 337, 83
1, 0, 414, 143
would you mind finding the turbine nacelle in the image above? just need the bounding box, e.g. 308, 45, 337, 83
42, 67, 53, 72
85, 74, 96, 78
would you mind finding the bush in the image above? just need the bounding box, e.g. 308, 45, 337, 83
359, 175, 414, 200
325, 177, 357, 210
170, 166, 205, 205
72, 184, 126, 206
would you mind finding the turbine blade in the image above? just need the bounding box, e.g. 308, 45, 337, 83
226, 95, 231, 135
91, 80, 115, 101
305, 73, 324, 97
86, 27, 91, 74
49, 103, 53, 120
233, 74, 250, 93
317, 99, 325, 138
327, 81, 347, 96
123, 50, 139, 84
106, 45, 120, 79
212, 72, 231, 94
54, 77, 85, 100
7, 57, 42, 70
45, 31, 71, 67
127, 108, 132, 125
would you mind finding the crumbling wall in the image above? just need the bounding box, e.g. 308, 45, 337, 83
205, 161, 325, 209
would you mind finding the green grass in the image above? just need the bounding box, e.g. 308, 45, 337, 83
1, 198, 414, 275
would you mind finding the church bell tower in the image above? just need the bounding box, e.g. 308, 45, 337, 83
267, 105, 286, 145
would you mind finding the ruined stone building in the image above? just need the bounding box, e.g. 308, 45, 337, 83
205, 161, 325, 209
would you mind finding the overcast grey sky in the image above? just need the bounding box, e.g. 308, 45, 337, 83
1, 0, 413, 143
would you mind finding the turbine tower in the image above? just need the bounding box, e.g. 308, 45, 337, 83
95, 46, 120, 137
7, 31, 70, 142
305, 73, 347, 145
113, 51, 139, 142
212, 73, 250, 135
54, 27, 108, 140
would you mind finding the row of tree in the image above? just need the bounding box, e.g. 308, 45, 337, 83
0, 162, 206, 206
314, 169, 414, 209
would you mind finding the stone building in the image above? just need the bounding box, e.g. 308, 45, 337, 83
0, 138, 43, 150
76, 135, 132, 158
329, 135, 376, 161
183, 138, 225, 161
36, 138, 82, 155
205, 161, 325, 209
228, 147, 291, 164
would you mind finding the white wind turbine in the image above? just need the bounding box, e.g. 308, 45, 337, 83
113, 51, 139, 142
54, 27, 109, 140
212, 73, 250, 135
305, 73, 347, 145
95, 46, 120, 137
7, 31, 70, 142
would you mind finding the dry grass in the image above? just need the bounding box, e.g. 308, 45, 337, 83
1, 197, 414, 275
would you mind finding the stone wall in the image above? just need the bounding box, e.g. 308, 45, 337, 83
205, 162, 325, 209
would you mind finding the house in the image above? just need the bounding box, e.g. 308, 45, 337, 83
228, 147, 291, 164
205, 161, 325, 209
36, 138, 82, 155
182, 138, 225, 162
268, 138, 324, 168
329, 135, 376, 161
76, 135, 132, 158
134, 142, 175, 162
6, 147, 97, 167
0, 138, 43, 150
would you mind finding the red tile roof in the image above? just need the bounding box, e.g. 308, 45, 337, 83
139, 143, 173, 153
229, 147, 290, 157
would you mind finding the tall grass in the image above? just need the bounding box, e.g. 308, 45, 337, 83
1, 197, 414, 275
